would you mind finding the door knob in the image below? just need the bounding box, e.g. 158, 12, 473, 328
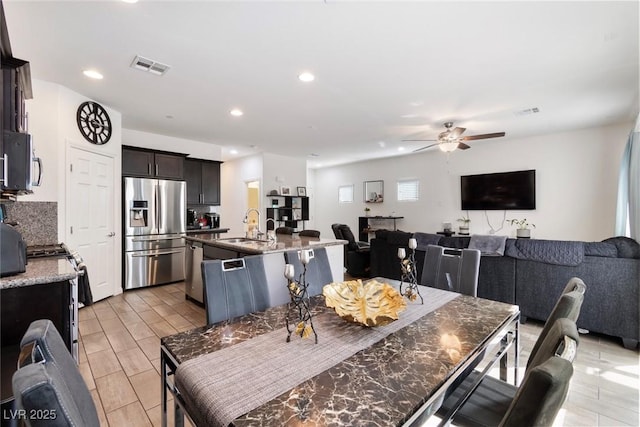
107, 232, 116, 237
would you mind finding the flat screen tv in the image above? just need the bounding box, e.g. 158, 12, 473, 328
461, 170, 536, 210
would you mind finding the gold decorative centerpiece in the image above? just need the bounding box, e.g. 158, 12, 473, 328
322, 279, 407, 327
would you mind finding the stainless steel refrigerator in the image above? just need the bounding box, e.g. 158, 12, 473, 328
123, 177, 186, 290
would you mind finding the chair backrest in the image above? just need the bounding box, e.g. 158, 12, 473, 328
202, 255, 271, 325
331, 223, 344, 240
275, 226, 294, 235
527, 318, 579, 371
284, 247, 333, 297
338, 224, 359, 251
500, 356, 574, 427
12, 319, 100, 426
527, 277, 586, 369
299, 229, 321, 238
421, 244, 481, 297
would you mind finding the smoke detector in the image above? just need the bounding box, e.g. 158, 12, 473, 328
130, 55, 170, 76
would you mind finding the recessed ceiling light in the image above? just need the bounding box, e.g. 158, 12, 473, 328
83, 69, 103, 80
230, 109, 244, 117
230, 149, 238, 155
398, 147, 405, 152
378, 141, 386, 148
298, 72, 315, 82
122, 0, 138, 3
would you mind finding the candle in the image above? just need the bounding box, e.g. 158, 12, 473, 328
397, 248, 406, 259
409, 238, 417, 250
299, 250, 311, 265
284, 264, 295, 280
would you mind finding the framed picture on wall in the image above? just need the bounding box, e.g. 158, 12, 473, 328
297, 187, 307, 196
280, 186, 291, 196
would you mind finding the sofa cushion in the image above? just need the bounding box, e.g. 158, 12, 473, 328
584, 242, 618, 258
602, 236, 640, 259
505, 239, 584, 266
469, 235, 508, 256
412, 232, 441, 250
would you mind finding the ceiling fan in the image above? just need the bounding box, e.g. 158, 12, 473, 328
404, 122, 506, 153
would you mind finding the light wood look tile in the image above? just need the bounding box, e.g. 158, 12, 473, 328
136, 335, 162, 361
82, 331, 111, 354
79, 317, 103, 336
126, 321, 157, 341
105, 328, 139, 353
129, 369, 161, 410
87, 348, 122, 379
117, 347, 154, 377
147, 319, 178, 338
94, 370, 138, 413
90, 388, 109, 427
106, 401, 152, 427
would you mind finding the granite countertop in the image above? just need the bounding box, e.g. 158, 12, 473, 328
185, 228, 230, 235
183, 234, 347, 255
0, 257, 78, 289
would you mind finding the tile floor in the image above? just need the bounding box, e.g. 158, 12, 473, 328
79, 282, 639, 427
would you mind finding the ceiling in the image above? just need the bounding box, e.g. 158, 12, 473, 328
3, 1, 638, 168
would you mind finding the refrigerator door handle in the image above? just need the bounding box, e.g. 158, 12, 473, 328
131, 236, 184, 242
157, 185, 162, 230
132, 250, 183, 257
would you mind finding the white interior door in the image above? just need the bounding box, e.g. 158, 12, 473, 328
67, 147, 115, 302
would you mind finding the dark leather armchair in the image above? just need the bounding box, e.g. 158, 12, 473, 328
332, 223, 370, 277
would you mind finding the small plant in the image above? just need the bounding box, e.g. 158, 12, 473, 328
457, 216, 470, 224
508, 219, 536, 229
364, 207, 371, 212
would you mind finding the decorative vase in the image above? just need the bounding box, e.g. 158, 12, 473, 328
459, 225, 470, 235
517, 228, 531, 239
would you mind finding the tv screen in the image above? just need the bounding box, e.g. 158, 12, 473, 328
461, 170, 536, 210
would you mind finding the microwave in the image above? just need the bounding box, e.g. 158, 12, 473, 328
1, 131, 42, 194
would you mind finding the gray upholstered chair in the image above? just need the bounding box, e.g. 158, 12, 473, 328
202, 255, 271, 325
298, 229, 320, 238
438, 318, 579, 427
12, 319, 100, 427
527, 277, 586, 369
284, 247, 333, 297
421, 244, 481, 297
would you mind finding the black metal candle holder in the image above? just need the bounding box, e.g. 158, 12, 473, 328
398, 239, 423, 304
284, 256, 318, 344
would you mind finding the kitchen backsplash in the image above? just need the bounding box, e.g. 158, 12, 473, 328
3, 201, 58, 245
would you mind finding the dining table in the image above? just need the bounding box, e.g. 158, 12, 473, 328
160, 278, 520, 427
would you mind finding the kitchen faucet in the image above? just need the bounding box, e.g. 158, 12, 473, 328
243, 208, 262, 238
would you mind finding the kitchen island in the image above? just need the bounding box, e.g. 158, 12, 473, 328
183, 234, 347, 306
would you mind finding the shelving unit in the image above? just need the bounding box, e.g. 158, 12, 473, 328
265, 195, 309, 232
358, 216, 404, 242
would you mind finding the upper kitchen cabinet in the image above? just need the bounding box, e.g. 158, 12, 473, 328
185, 158, 221, 206
122, 146, 186, 180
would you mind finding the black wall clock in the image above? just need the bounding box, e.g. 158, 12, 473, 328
76, 101, 112, 145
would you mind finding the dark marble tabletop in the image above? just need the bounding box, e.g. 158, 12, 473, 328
162, 281, 519, 426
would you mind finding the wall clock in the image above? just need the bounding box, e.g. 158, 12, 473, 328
76, 101, 112, 145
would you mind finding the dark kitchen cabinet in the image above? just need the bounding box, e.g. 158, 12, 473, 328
185, 158, 221, 205
122, 146, 185, 180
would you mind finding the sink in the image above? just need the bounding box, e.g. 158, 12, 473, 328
218, 237, 269, 244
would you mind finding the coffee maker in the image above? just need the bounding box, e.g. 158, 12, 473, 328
186, 209, 198, 228
204, 213, 220, 229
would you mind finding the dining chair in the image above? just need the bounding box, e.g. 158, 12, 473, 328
284, 247, 333, 297
527, 277, 586, 369
421, 244, 481, 297
275, 226, 294, 235
298, 229, 320, 238
202, 255, 271, 325
437, 317, 579, 427
12, 319, 100, 427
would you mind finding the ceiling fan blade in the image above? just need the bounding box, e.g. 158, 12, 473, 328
413, 143, 439, 153
461, 132, 505, 141
458, 142, 471, 150
449, 127, 466, 139
402, 139, 437, 142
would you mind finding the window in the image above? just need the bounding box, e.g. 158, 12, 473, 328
397, 179, 419, 201
338, 185, 354, 203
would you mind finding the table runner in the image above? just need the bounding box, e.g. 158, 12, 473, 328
175, 287, 458, 427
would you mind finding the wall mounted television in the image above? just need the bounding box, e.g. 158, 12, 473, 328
461, 169, 536, 210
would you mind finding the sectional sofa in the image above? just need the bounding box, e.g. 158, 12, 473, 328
370, 230, 640, 349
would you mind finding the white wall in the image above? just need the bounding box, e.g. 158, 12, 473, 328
122, 129, 222, 161
313, 122, 633, 242
220, 154, 263, 236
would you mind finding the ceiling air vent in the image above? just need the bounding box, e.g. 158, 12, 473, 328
514, 107, 540, 117
130, 55, 170, 76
